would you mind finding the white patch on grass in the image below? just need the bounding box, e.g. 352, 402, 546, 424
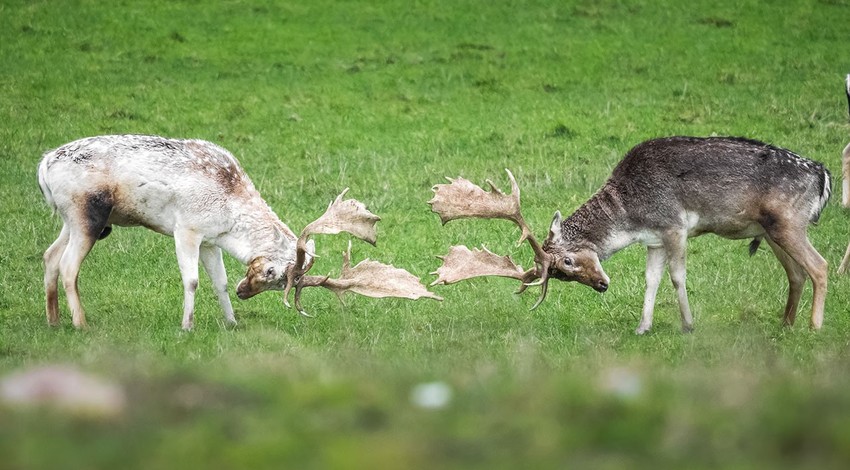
0, 364, 126, 418
410, 381, 452, 410
598, 367, 642, 399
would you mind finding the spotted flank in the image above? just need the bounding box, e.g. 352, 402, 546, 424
767, 145, 831, 224
41, 134, 250, 196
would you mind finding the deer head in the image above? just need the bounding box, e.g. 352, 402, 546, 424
283, 189, 441, 316
541, 211, 609, 293
428, 169, 556, 309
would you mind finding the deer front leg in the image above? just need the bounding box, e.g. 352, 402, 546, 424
663, 232, 694, 333
636, 245, 666, 335
199, 244, 236, 327
175, 230, 203, 331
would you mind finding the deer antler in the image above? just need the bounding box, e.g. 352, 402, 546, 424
284, 190, 440, 316
428, 169, 554, 309
290, 242, 442, 315
430, 245, 532, 285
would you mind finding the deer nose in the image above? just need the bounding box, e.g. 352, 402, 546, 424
236, 287, 249, 300
236, 280, 253, 300
595, 280, 609, 293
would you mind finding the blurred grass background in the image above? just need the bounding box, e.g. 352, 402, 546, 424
2, 0, 850, 468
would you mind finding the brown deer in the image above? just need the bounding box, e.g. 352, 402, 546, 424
430, 137, 831, 334
38, 135, 440, 330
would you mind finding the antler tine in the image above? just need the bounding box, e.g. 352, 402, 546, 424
292, 274, 329, 317
502, 169, 549, 266
485, 179, 505, 195
514, 268, 542, 294
511, 168, 552, 310
529, 256, 552, 310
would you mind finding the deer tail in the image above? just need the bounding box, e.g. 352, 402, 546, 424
812, 165, 831, 223
748, 237, 761, 256
37, 154, 57, 215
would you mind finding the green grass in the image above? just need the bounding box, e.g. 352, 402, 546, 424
2, 0, 850, 468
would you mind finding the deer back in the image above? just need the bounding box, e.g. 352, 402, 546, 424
38, 135, 282, 239
597, 136, 830, 236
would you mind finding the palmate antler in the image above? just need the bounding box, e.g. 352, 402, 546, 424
428, 170, 554, 309
284, 189, 440, 316
292, 242, 443, 314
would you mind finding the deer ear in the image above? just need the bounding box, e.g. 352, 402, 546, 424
549, 211, 563, 240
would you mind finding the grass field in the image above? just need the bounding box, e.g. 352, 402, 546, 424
2, 0, 850, 468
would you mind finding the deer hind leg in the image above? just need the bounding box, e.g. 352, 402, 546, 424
58, 193, 112, 329
59, 227, 100, 329
175, 230, 203, 331
663, 231, 694, 333
764, 238, 807, 326
838, 241, 850, 274
636, 245, 667, 335
43, 224, 70, 326
764, 225, 828, 329
199, 244, 236, 327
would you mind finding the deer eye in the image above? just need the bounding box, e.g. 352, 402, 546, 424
265, 267, 276, 278
562, 258, 573, 267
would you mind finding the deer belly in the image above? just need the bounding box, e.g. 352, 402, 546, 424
685, 211, 764, 239
107, 187, 178, 235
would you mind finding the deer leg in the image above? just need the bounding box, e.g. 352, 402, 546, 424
57, 191, 114, 329
175, 230, 203, 331
199, 244, 236, 327
636, 245, 666, 335
44, 224, 70, 326
59, 228, 98, 329
838, 241, 850, 274
764, 237, 807, 326
663, 231, 694, 333
765, 227, 827, 330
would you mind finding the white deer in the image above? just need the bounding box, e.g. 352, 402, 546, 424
38, 135, 439, 330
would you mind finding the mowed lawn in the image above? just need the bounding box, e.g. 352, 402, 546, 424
2, 0, 850, 468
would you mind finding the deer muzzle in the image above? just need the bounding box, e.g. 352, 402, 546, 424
236, 279, 259, 300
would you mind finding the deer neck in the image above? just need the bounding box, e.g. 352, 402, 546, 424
217, 197, 298, 265
562, 185, 632, 260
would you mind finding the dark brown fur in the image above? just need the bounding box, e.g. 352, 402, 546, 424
544, 136, 831, 332
83, 190, 114, 240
